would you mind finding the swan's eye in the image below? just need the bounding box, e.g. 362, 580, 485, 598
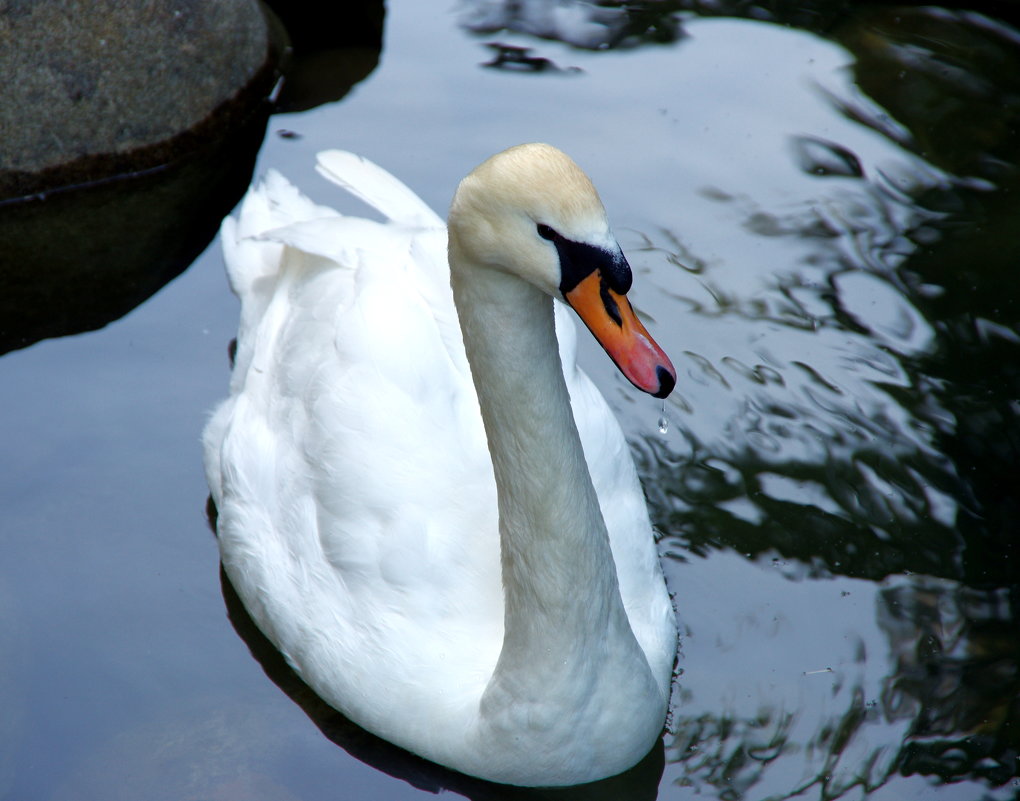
536, 223, 557, 241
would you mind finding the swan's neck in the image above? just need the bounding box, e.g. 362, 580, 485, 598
450, 262, 650, 713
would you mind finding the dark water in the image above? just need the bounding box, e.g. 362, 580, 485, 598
2, 2, 1018, 799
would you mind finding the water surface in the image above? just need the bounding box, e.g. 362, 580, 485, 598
2, 2, 1018, 799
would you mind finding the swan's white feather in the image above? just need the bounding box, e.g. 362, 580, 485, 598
203, 151, 675, 785
316, 149, 444, 229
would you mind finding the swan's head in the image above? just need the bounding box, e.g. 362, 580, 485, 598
448, 143, 676, 398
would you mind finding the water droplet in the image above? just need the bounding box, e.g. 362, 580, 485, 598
658, 415, 669, 435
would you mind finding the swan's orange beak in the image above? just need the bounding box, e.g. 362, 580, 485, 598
564, 271, 676, 398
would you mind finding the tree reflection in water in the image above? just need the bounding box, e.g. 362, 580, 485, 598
613, 3, 1020, 797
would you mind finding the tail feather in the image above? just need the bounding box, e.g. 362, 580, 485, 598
315, 150, 444, 229
220, 155, 449, 357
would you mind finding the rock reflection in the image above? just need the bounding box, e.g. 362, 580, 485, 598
262, 0, 384, 112
0, 112, 270, 354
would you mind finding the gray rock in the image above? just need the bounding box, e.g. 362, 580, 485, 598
0, 0, 271, 195
0, 0, 281, 353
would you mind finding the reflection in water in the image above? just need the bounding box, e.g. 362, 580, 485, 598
622, 5, 1020, 798
828, 8, 1020, 597
482, 43, 582, 73
459, 0, 685, 49
655, 552, 916, 801
834, 6, 1020, 181
789, 136, 864, 179
879, 579, 1020, 786
261, 0, 385, 112
0, 108, 269, 355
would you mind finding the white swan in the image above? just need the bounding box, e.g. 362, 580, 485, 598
202, 144, 677, 787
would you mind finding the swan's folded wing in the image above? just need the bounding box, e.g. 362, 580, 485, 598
207, 215, 504, 721
207, 160, 500, 666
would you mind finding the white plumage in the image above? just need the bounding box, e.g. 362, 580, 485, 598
203, 145, 677, 786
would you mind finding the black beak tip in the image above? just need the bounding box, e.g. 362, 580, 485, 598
652, 366, 676, 399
